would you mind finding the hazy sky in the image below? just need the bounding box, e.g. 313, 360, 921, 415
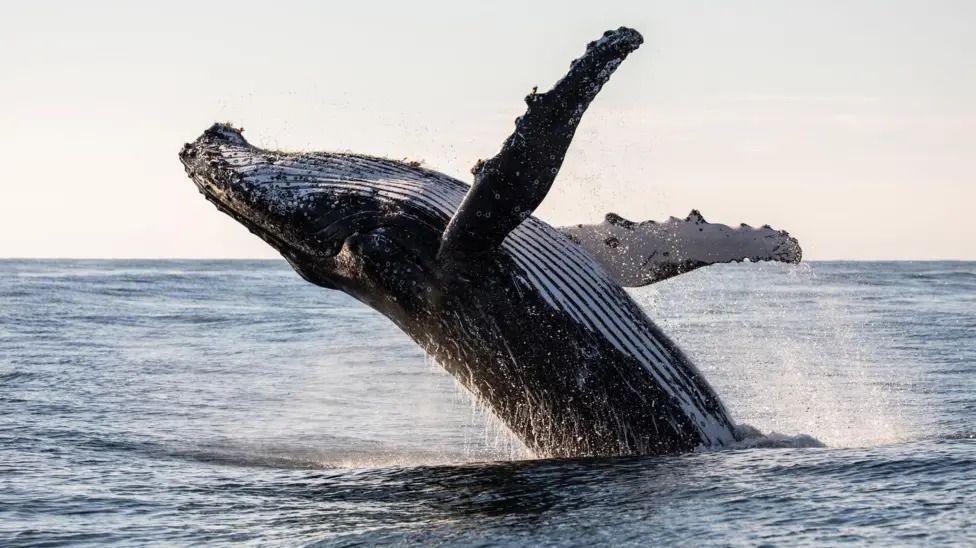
2, 1, 973, 259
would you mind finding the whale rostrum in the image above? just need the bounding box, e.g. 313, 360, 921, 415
179, 27, 802, 457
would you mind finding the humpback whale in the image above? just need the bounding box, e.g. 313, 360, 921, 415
180, 27, 801, 457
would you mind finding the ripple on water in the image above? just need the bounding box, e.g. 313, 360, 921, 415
0, 260, 973, 545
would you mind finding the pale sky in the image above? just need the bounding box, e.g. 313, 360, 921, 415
1, 0, 973, 259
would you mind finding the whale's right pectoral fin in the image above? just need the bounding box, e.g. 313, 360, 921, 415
437, 28, 644, 264
561, 210, 802, 286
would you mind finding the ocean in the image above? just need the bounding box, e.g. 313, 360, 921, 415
1, 260, 973, 545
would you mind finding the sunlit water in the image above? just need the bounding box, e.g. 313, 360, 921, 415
1, 260, 973, 546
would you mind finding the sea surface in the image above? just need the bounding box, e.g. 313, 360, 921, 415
1, 260, 973, 546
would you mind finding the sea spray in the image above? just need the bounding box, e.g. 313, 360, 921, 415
634, 261, 918, 448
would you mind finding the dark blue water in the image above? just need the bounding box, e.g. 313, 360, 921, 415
1, 260, 973, 545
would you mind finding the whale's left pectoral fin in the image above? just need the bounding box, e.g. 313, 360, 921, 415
437, 28, 644, 264
561, 210, 802, 286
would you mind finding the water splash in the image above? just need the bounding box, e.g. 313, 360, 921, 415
634, 262, 919, 448
428, 353, 533, 462
727, 424, 825, 449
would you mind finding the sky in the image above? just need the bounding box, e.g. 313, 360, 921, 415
1, 0, 973, 259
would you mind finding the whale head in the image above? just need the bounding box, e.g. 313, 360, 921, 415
179, 123, 447, 295
179, 124, 342, 260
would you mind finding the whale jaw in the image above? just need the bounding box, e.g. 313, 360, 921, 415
179, 123, 346, 265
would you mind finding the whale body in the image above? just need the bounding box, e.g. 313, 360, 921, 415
179, 28, 800, 457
